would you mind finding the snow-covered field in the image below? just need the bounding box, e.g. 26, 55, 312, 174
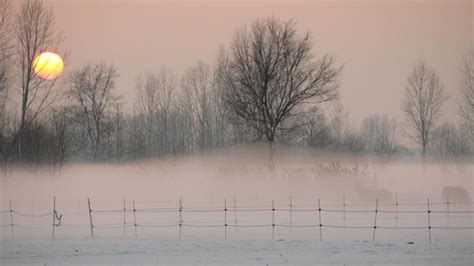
1, 149, 473, 264
0, 238, 473, 265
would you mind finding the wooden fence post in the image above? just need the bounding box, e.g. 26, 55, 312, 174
179, 198, 182, 240
123, 197, 126, 238
318, 199, 322, 241
372, 198, 379, 242
427, 198, 431, 244
271, 200, 275, 240
133, 200, 137, 238
289, 195, 293, 231
343, 194, 346, 228
395, 193, 398, 228
52, 197, 56, 238
446, 193, 450, 226
87, 198, 94, 238
224, 198, 227, 240
233, 196, 237, 231
9, 200, 13, 240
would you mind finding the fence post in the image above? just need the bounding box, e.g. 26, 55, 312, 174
343, 194, 346, 228
446, 193, 450, 226
87, 198, 94, 238
133, 200, 137, 238
179, 198, 182, 240
233, 196, 237, 232
224, 198, 227, 240
123, 197, 126, 238
372, 198, 378, 242
52, 196, 56, 238
272, 200, 275, 241
289, 195, 293, 232
395, 193, 398, 228
318, 199, 322, 241
427, 198, 431, 244
9, 200, 13, 240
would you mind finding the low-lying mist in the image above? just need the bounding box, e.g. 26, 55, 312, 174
1, 145, 472, 206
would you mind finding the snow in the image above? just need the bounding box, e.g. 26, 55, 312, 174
1, 151, 473, 264
1, 238, 473, 265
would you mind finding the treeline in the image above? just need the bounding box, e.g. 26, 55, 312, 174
0, 1, 472, 169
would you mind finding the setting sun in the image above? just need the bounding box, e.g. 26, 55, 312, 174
32, 52, 64, 80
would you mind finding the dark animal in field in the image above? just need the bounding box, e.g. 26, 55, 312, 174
442, 186, 471, 203
354, 181, 393, 203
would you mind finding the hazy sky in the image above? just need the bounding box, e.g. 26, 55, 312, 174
48, 0, 472, 123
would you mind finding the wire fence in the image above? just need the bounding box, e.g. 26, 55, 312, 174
1, 196, 473, 243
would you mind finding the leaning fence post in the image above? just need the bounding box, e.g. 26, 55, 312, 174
224, 198, 227, 240
318, 199, 322, 241
179, 198, 183, 240
52, 196, 56, 238
372, 198, 379, 242
9, 200, 14, 240
133, 200, 137, 238
123, 197, 126, 238
271, 200, 275, 241
87, 198, 94, 238
427, 198, 431, 244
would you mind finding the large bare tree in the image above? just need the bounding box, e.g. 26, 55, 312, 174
13, 0, 63, 157
403, 62, 447, 157
222, 17, 341, 147
68, 63, 119, 160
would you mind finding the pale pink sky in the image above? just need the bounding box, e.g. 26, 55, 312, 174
48, 0, 472, 123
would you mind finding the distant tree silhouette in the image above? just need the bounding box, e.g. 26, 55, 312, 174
68, 63, 120, 160
459, 50, 474, 144
403, 62, 447, 157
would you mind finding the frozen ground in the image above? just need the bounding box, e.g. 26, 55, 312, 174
0, 238, 473, 265
0, 149, 472, 264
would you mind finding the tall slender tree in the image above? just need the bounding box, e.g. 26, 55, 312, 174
459, 50, 474, 140
13, 0, 64, 158
68, 63, 119, 160
403, 62, 447, 157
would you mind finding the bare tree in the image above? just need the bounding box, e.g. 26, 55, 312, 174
13, 0, 64, 157
459, 49, 474, 141
222, 17, 341, 147
0, 0, 11, 118
305, 107, 331, 149
329, 101, 349, 150
430, 122, 471, 160
360, 114, 398, 155
403, 62, 447, 157
180, 61, 217, 150
68, 63, 119, 160
134, 68, 176, 156
0, 0, 11, 162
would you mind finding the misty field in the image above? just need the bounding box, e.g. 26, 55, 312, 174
0, 148, 472, 264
